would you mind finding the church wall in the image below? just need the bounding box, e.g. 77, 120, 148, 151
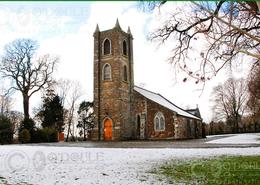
146, 98, 175, 139
132, 91, 203, 140
195, 120, 203, 138
132, 90, 147, 139
175, 117, 189, 139
174, 117, 202, 139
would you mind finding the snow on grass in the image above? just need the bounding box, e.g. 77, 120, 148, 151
206, 133, 260, 144
0, 145, 260, 185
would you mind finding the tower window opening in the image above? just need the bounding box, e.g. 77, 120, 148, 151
103, 63, 112, 80
104, 39, 111, 55
123, 40, 127, 56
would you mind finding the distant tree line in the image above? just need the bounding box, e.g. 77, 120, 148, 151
208, 65, 260, 135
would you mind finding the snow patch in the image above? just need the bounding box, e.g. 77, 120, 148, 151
206, 133, 260, 144
0, 145, 260, 184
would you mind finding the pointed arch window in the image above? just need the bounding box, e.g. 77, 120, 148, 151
103, 63, 112, 80
103, 39, 111, 55
123, 40, 127, 56
123, 65, 128, 82
154, 112, 165, 131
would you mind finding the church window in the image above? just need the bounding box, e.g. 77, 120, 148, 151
154, 112, 165, 131
123, 40, 127, 56
103, 63, 111, 80
123, 65, 128, 82
103, 39, 111, 55
160, 117, 165, 130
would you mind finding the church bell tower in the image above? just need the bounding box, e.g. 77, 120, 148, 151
91, 19, 134, 140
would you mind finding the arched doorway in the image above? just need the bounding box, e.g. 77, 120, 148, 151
103, 118, 112, 140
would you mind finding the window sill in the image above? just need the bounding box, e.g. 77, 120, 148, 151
154, 129, 166, 132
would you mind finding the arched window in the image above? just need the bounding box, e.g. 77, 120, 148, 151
123, 40, 127, 56
123, 65, 128, 82
154, 112, 165, 131
103, 63, 111, 80
103, 39, 111, 55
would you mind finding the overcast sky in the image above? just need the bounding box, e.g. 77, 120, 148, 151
0, 2, 251, 123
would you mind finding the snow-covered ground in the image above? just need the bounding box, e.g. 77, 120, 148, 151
0, 145, 260, 185
206, 133, 260, 144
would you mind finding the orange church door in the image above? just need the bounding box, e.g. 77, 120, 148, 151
104, 119, 112, 140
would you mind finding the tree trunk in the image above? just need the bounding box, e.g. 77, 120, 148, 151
0, 97, 3, 115
23, 94, 30, 120
83, 123, 86, 141
66, 122, 71, 142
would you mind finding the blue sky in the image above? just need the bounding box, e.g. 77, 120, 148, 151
0, 2, 251, 122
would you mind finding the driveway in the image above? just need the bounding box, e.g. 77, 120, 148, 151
25, 133, 260, 148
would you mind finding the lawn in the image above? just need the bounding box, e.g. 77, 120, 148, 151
152, 155, 260, 185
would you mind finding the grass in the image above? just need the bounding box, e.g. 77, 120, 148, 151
0, 176, 33, 185
151, 156, 260, 185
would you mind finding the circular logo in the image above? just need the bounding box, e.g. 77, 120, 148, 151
210, 160, 223, 178
5, 150, 29, 172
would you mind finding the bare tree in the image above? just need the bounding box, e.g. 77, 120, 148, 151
247, 64, 260, 131
0, 85, 13, 115
54, 79, 83, 141
8, 111, 24, 137
149, 1, 260, 84
77, 101, 94, 141
212, 77, 248, 133
0, 39, 58, 120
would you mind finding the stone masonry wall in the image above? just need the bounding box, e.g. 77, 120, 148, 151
146, 98, 175, 139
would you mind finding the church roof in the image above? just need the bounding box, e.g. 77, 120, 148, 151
134, 86, 201, 120
186, 108, 202, 119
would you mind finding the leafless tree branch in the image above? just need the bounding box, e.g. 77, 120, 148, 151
149, 1, 260, 84
0, 39, 59, 119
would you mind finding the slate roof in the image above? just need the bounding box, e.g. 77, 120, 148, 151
134, 86, 201, 120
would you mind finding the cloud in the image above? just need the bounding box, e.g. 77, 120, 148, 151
0, 2, 251, 122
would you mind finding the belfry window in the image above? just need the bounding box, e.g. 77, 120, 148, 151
123, 40, 127, 56
154, 112, 165, 131
123, 65, 128, 82
103, 63, 111, 80
103, 39, 111, 55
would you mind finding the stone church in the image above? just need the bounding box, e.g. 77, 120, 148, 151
91, 20, 203, 141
